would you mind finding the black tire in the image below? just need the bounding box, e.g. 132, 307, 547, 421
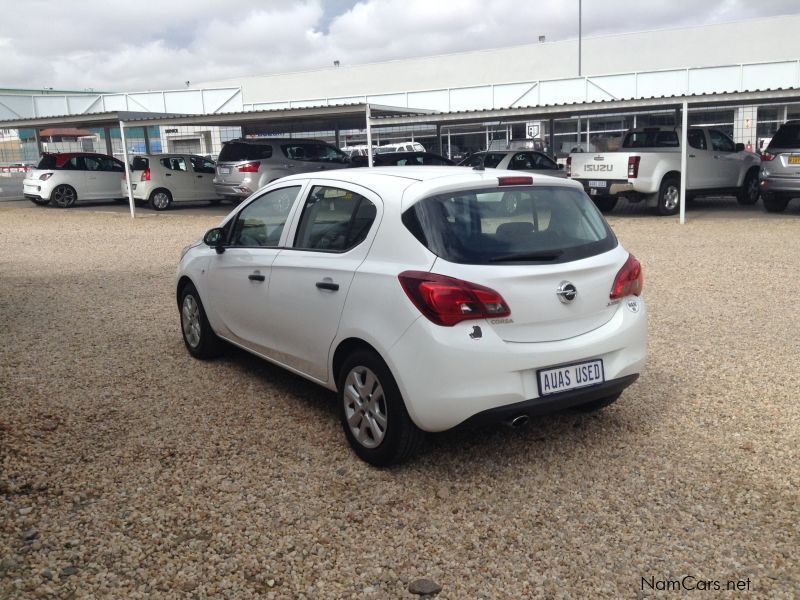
179, 283, 223, 359
736, 169, 760, 205
148, 189, 172, 211
337, 349, 424, 467
574, 392, 622, 413
50, 184, 77, 208
762, 193, 789, 213
656, 176, 681, 216
29, 196, 50, 206
592, 195, 618, 214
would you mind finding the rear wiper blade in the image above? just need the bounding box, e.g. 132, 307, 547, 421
489, 250, 564, 262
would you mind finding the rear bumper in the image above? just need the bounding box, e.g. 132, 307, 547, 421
387, 297, 647, 432
213, 183, 251, 198
457, 374, 639, 429
574, 179, 635, 196
759, 174, 800, 194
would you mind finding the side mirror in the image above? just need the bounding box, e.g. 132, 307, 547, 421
204, 227, 226, 254
735, 143, 745, 152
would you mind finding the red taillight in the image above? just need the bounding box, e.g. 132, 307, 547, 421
760, 152, 775, 161
628, 156, 641, 178
566, 156, 572, 177
140, 167, 150, 182
610, 254, 643, 300
237, 161, 260, 173
398, 271, 510, 327
498, 176, 532, 186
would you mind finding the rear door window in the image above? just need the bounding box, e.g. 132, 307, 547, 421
83, 156, 103, 171
483, 153, 506, 168
160, 157, 187, 171
402, 185, 616, 264
293, 185, 377, 252
218, 142, 272, 162
509, 153, 535, 170
58, 156, 85, 170
687, 129, 707, 150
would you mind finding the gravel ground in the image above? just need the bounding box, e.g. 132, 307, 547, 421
1, 202, 798, 599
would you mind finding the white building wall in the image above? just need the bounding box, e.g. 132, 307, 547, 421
198, 15, 800, 106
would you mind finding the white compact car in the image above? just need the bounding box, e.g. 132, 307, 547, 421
122, 154, 218, 210
176, 167, 647, 465
24, 152, 126, 207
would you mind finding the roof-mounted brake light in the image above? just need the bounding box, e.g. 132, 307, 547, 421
498, 176, 533, 186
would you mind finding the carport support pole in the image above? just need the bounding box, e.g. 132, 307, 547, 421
680, 101, 688, 225
119, 121, 135, 218
365, 104, 373, 167
143, 127, 151, 154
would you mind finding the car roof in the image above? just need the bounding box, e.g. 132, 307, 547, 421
277, 166, 581, 210
224, 137, 331, 145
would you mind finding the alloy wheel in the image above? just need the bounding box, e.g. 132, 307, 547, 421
343, 366, 388, 449
181, 295, 202, 348
52, 185, 76, 208
663, 185, 679, 211
152, 192, 171, 210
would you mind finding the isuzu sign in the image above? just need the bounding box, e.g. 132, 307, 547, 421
584, 164, 614, 171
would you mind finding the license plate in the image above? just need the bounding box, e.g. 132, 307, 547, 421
788, 156, 800, 164
219, 167, 231, 174
538, 359, 604, 396
588, 180, 607, 188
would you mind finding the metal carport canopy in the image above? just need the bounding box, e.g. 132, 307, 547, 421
367, 87, 800, 225
367, 88, 800, 126
0, 103, 434, 217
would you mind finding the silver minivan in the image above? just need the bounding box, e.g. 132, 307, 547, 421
213, 138, 350, 201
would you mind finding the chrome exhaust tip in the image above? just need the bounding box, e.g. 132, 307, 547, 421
508, 414, 530, 428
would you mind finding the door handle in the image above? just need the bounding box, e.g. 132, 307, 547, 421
165, 173, 172, 176
315, 281, 339, 291
713, 155, 720, 159
286, 164, 296, 168
196, 175, 203, 178
688, 154, 696, 158
248, 273, 266, 282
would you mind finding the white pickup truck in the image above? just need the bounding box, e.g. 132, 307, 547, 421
567, 127, 761, 215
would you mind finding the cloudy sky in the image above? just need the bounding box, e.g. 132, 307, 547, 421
1, 0, 797, 93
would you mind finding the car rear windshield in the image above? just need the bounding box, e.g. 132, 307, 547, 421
218, 142, 273, 162
37, 155, 57, 169
622, 130, 679, 148
769, 123, 800, 149
402, 185, 617, 264
131, 156, 149, 171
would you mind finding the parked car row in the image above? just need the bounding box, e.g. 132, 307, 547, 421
25, 123, 800, 215
23, 139, 569, 211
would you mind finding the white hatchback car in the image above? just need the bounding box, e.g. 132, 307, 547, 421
122, 154, 218, 210
24, 152, 126, 207
177, 168, 647, 465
